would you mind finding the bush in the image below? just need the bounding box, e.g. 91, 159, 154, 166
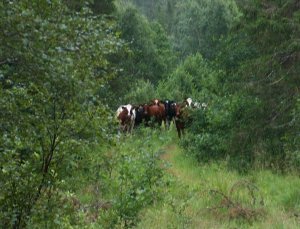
123, 79, 156, 104
97, 129, 168, 228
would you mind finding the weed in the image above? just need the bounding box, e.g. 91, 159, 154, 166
208, 180, 266, 223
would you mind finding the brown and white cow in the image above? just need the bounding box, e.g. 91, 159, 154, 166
116, 104, 135, 133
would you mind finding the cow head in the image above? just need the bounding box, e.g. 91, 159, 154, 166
143, 104, 149, 116
134, 104, 144, 117
121, 106, 129, 116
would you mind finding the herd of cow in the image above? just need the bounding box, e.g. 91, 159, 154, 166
116, 98, 207, 138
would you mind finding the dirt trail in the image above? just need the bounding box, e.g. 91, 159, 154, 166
160, 143, 198, 185
160, 144, 175, 161
160, 144, 181, 177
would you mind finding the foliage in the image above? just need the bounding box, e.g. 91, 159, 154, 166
95, 129, 168, 228
136, 143, 300, 229
121, 0, 180, 35
1, 0, 300, 228
219, 0, 300, 171
123, 79, 156, 104
0, 0, 120, 227
106, 6, 175, 108
157, 53, 218, 102
172, 0, 240, 59
181, 0, 300, 172
121, 0, 241, 59
64, 0, 116, 14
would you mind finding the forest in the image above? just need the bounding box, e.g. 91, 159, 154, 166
0, 0, 299, 228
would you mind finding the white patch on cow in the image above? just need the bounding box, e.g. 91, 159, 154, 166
191, 101, 207, 109
116, 104, 131, 116
130, 108, 136, 121
130, 110, 136, 130
116, 105, 125, 118
186, 98, 192, 107
193, 102, 201, 108
124, 104, 132, 113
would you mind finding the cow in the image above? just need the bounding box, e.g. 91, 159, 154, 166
116, 106, 131, 133
132, 104, 145, 127
174, 103, 193, 138
192, 101, 208, 110
116, 104, 132, 118
184, 98, 208, 110
164, 99, 176, 129
184, 97, 193, 107
150, 99, 161, 106
143, 100, 166, 128
116, 104, 135, 133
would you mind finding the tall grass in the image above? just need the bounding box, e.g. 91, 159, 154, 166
72, 127, 300, 228
136, 132, 300, 229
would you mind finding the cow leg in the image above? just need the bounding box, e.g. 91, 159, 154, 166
125, 123, 130, 134
130, 120, 134, 133
181, 123, 185, 137
165, 118, 170, 130
175, 121, 180, 138
157, 119, 161, 127
121, 125, 126, 134
178, 129, 181, 138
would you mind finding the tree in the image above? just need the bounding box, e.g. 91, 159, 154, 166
225, 0, 300, 171
183, 0, 300, 172
64, 0, 116, 14
173, 0, 240, 59
0, 1, 120, 227
106, 6, 175, 107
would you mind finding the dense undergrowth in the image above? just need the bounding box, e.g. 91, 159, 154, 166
91, 129, 171, 228
68, 128, 172, 228
66, 127, 300, 228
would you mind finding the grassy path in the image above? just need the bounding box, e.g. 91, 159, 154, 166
160, 144, 210, 187
136, 141, 300, 229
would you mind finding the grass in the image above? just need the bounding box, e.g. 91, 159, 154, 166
135, 132, 300, 229
73, 127, 174, 227
73, 127, 300, 228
